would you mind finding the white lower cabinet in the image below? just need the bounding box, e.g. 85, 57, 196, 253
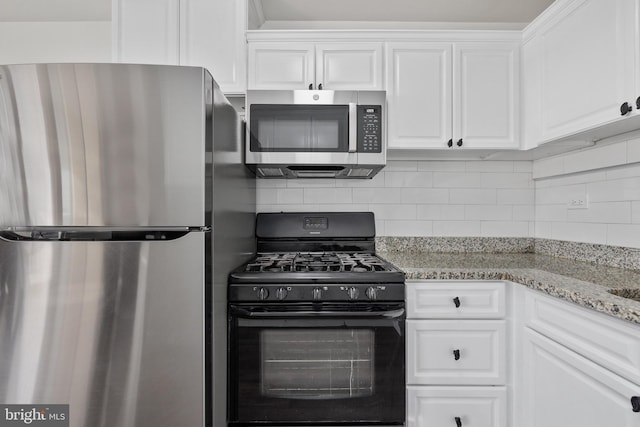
408, 386, 507, 427
519, 289, 640, 427
522, 328, 640, 427
407, 281, 508, 427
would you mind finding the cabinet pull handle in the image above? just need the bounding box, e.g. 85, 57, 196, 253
447, 139, 453, 148
620, 101, 633, 116
453, 296, 461, 308
456, 138, 463, 147
636, 96, 640, 110
308, 83, 313, 90
631, 396, 640, 412
453, 349, 461, 360
318, 83, 323, 90
454, 416, 462, 427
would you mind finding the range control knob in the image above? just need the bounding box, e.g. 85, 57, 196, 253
312, 287, 323, 301
257, 287, 269, 301
275, 287, 288, 301
347, 287, 360, 300
366, 286, 379, 301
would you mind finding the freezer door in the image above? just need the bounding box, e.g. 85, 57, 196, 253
0, 63, 210, 228
0, 232, 205, 427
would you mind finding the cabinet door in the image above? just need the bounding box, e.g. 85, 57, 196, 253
408, 386, 507, 427
113, 0, 180, 64
180, 0, 246, 94
539, 0, 636, 141
248, 42, 315, 90
453, 43, 519, 149
522, 328, 640, 427
407, 320, 506, 385
315, 43, 384, 90
386, 43, 453, 149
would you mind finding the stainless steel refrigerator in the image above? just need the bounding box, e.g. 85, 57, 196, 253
0, 63, 255, 427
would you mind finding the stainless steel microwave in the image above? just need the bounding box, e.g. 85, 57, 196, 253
245, 90, 386, 179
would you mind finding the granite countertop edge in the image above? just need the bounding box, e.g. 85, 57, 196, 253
380, 254, 640, 325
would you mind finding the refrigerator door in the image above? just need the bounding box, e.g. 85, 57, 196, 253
0, 63, 209, 228
0, 232, 205, 427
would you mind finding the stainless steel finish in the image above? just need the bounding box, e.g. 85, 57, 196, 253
0, 63, 257, 427
0, 63, 207, 228
348, 103, 357, 153
0, 233, 205, 427
245, 90, 386, 179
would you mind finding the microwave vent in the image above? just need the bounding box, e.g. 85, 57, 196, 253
257, 167, 285, 177
347, 168, 374, 178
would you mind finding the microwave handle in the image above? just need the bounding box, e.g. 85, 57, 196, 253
348, 103, 357, 153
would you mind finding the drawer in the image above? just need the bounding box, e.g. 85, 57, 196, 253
525, 289, 640, 385
407, 281, 506, 319
407, 320, 506, 385
407, 386, 507, 427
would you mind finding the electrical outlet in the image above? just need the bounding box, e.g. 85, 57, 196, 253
567, 195, 589, 209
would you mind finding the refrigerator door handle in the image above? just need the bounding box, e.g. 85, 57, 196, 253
0, 229, 204, 242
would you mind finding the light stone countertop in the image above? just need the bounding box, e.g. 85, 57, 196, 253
379, 251, 640, 325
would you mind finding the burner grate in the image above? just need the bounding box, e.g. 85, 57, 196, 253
242, 252, 394, 273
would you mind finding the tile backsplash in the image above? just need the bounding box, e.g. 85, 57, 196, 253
257, 160, 535, 238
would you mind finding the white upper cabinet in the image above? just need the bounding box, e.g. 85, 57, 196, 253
113, 0, 246, 94
386, 41, 519, 150
113, 0, 180, 65
247, 41, 384, 90
532, 0, 637, 143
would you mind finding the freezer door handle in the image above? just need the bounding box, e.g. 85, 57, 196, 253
0, 229, 202, 242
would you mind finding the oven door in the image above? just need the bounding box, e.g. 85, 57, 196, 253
228, 303, 406, 426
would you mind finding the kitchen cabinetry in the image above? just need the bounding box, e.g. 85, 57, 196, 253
524, 0, 639, 144
407, 281, 508, 427
112, 0, 246, 94
519, 289, 640, 427
247, 42, 384, 90
386, 42, 519, 150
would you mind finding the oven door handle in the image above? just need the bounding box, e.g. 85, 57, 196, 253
230, 306, 405, 319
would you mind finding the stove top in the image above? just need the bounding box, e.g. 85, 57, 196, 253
228, 212, 405, 303
244, 252, 394, 273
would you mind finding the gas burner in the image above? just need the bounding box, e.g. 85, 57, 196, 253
241, 251, 397, 274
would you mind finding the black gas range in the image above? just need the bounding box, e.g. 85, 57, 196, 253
228, 211, 405, 303
227, 212, 406, 427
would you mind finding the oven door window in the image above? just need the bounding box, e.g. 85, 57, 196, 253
249, 105, 349, 152
228, 306, 405, 425
261, 329, 374, 399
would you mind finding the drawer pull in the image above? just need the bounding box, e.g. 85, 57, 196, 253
453, 349, 461, 360
454, 416, 462, 427
632, 396, 640, 412
453, 296, 461, 308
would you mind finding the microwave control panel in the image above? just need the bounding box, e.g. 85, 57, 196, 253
357, 105, 382, 153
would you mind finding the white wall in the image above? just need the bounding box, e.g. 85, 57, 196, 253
0, 22, 111, 65
257, 160, 535, 237
534, 132, 640, 248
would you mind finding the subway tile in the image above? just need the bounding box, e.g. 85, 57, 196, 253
465, 205, 513, 221
385, 171, 433, 187
563, 142, 627, 175
352, 188, 403, 204
606, 224, 640, 249
433, 172, 482, 188
385, 220, 433, 236
628, 139, 640, 164
497, 189, 534, 205
535, 205, 567, 222
481, 172, 533, 189
532, 156, 564, 179
257, 204, 319, 212
432, 220, 481, 236
536, 184, 585, 205
481, 221, 531, 237
335, 171, 386, 187
277, 189, 303, 204
551, 222, 607, 245
286, 178, 337, 188
566, 201, 631, 224
633, 201, 640, 224
449, 189, 497, 205
513, 205, 535, 221
416, 204, 465, 220
586, 177, 640, 202
369, 204, 417, 220
257, 188, 277, 205
418, 161, 466, 172
401, 188, 450, 204
303, 188, 352, 204
465, 161, 514, 172
513, 161, 533, 172
604, 163, 640, 180
535, 221, 553, 239
316, 204, 369, 212
256, 179, 287, 189
385, 160, 418, 171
